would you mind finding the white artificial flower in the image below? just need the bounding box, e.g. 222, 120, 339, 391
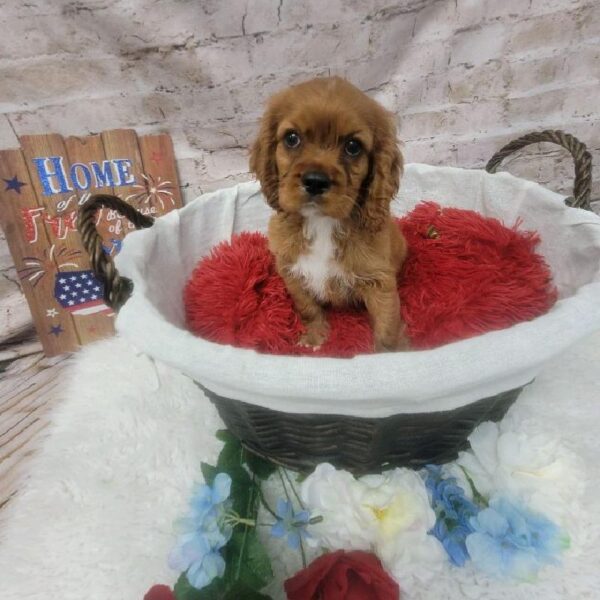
456, 421, 585, 527
300, 463, 374, 550
300, 463, 445, 584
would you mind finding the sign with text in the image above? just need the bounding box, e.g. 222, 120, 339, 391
0, 129, 183, 357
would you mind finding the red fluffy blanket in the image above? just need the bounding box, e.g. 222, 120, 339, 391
184, 202, 557, 357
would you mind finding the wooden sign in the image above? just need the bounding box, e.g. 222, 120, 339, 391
0, 129, 183, 357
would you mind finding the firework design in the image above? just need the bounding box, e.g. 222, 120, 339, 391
17, 244, 81, 287
125, 173, 175, 210
17, 244, 112, 316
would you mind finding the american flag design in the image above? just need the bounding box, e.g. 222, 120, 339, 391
54, 270, 112, 316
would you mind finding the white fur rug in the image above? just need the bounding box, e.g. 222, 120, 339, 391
1, 333, 599, 599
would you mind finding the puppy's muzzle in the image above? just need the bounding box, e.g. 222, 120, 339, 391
302, 171, 331, 197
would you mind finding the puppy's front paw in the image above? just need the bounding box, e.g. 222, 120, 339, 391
374, 323, 411, 352
298, 320, 329, 350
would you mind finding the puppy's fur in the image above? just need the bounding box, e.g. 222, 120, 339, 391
250, 77, 408, 351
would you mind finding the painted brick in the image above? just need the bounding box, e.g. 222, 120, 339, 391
203, 148, 250, 182
455, 0, 490, 30
507, 10, 581, 58
0, 15, 97, 60
450, 22, 507, 67
578, 2, 600, 39
8, 91, 184, 137
193, 39, 255, 84
175, 157, 207, 203
401, 99, 505, 140
400, 108, 448, 141
505, 82, 600, 125
394, 38, 451, 76
342, 53, 405, 92
118, 0, 248, 43
242, 0, 281, 35
528, 0, 596, 18
279, 0, 392, 29
412, 0, 457, 41
446, 61, 508, 103
249, 21, 372, 74
0, 56, 145, 112
366, 10, 417, 58
0, 0, 60, 19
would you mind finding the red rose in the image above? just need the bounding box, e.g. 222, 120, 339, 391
143, 584, 175, 600
284, 550, 400, 600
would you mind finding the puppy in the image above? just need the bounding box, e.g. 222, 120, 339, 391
250, 77, 408, 352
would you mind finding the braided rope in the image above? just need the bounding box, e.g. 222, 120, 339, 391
77, 195, 154, 310
486, 130, 593, 210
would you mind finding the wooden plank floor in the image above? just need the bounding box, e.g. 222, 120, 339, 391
0, 348, 70, 512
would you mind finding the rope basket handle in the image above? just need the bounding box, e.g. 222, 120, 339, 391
78, 194, 154, 311
486, 129, 593, 210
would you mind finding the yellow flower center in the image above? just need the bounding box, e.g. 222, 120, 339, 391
365, 492, 417, 538
371, 506, 388, 521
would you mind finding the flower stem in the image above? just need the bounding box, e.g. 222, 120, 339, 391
234, 473, 256, 582
257, 482, 278, 519
278, 468, 307, 567
277, 467, 292, 504
459, 465, 488, 507
282, 467, 305, 509
299, 536, 307, 568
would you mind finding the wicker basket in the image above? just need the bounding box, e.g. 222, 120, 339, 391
79, 130, 594, 475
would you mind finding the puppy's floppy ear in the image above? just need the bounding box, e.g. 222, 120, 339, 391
250, 106, 280, 210
356, 112, 403, 232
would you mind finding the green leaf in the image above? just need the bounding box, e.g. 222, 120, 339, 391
190, 575, 227, 600
216, 437, 244, 474
216, 429, 236, 444
226, 465, 254, 516
243, 450, 277, 480
224, 528, 274, 591
201, 462, 218, 486
173, 573, 204, 600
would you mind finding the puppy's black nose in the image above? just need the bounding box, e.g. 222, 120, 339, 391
302, 171, 331, 196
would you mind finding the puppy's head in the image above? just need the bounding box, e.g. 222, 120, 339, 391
250, 77, 402, 231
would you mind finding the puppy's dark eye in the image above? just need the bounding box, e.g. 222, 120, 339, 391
283, 131, 301, 149
344, 138, 362, 157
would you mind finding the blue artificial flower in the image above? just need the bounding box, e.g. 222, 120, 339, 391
466, 496, 569, 581
424, 465, 480, 566
270, 498, 311, 550
168, 473, 233, 590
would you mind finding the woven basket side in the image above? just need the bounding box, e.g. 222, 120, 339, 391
201, 385, 525, 475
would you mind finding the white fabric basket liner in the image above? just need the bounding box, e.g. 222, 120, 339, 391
115, 163, 600, 418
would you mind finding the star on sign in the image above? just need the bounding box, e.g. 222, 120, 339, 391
49, 324, 64, 336
46, 308, 59, 318
3, 175, 27, 194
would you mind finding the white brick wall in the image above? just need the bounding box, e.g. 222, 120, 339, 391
0, 0, 599, 341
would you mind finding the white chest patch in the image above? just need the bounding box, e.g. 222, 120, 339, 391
289, 208, 346, 300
